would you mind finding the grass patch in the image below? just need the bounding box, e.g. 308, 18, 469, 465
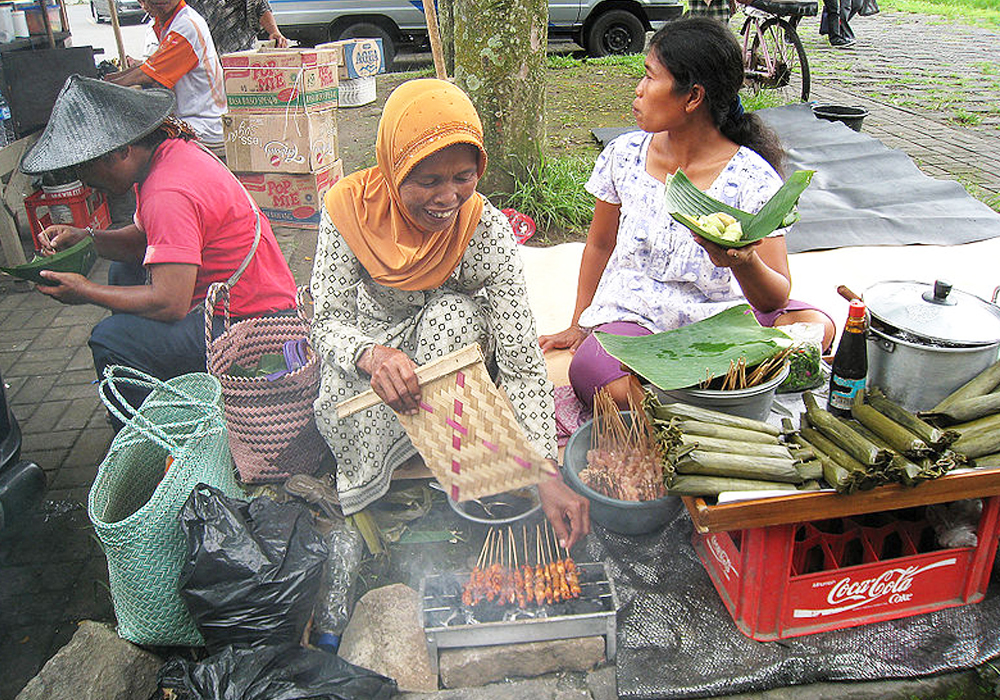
502, 154, 596, 241
878, 0, 1000, 28
547, 54, 581, 69
956, 174, 1000, 211
585, 52, 647, 77
951, 108, 984, 125
740, 89, 788, 111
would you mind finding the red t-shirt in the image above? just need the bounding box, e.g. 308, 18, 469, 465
138, 139, 297, 317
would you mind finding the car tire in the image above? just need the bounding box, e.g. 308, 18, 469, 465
335, 22, 396, 71
586, 9, 645, 57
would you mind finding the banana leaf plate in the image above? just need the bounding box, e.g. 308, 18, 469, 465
665, 169, 814, 248
0, 237, 98, 285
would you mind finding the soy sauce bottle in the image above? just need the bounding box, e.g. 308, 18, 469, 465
827, 300, 868, 417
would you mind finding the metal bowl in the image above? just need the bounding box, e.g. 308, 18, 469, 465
441, 485, 542, 526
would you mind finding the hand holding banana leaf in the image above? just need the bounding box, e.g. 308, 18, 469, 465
665, 169, 815, 248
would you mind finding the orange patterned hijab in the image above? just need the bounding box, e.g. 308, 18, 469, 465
324, 79, 487, 291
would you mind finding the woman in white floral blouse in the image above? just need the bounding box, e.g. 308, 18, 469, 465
311, 79, 589, 547
540, 18, 834, 410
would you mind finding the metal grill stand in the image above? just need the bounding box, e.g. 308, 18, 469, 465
420, 561, 618, 676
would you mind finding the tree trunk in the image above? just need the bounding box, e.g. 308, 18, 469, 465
438, 0, 455, 77
453, 0, 547, 198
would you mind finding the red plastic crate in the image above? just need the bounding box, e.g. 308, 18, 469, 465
24, 187, 112, 251
692, 497, 1000, 641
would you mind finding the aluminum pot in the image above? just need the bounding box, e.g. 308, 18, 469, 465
864, 280, 1000, 412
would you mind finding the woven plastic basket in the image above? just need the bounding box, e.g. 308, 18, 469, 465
337, 344, 555, 502
205, 283, 329, 483
89, 367, 243, 647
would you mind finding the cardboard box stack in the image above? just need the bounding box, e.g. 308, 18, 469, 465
221, 46, 344, 229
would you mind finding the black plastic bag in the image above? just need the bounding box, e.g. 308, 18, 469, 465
158, 643, 397, 699
179, 484, 328, 653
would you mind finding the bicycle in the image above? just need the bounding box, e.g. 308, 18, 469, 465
738, 0, 817, 103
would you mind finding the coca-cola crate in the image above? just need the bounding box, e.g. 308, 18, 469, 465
692, 497, 1000, 641
24, 187, 111, 251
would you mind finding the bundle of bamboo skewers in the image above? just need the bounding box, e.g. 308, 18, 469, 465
462, 523, 581, 608
698, 347, 792, 390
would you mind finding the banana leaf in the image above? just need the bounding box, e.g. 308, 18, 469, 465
0, 237, 97, 285
596, 304, 791, 391
665, 169, 814, 248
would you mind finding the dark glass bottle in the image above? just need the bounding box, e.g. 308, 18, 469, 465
827, 300, 868, 417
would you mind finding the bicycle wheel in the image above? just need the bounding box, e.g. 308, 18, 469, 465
748, 17, 811, 102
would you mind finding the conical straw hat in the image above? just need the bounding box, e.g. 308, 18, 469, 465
21, 74, 175, 174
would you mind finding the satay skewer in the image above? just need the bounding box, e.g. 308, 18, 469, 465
545, 522, 567, 602
522, 524, 535, 605
533, 524, 546, 605
561, 539, 581, 598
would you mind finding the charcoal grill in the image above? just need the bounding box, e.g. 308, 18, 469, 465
420, 561, 618, 675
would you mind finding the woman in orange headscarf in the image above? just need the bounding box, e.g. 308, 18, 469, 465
311, 79, 589, 547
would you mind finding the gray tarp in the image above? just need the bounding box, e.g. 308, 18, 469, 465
589, 503, 1000, 699
592, 103, 1000, 254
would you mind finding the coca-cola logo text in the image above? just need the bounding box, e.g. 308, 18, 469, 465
707, 534, 739, 581
793, 558, 956, 619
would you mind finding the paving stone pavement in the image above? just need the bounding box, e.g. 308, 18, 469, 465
1, 10, 999, 698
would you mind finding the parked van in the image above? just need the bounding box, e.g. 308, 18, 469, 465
272, 0, 684, 67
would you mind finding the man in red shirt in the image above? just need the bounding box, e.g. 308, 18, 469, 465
20, 75, 297, 417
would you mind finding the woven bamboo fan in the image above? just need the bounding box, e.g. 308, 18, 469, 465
337, 344, 556, 502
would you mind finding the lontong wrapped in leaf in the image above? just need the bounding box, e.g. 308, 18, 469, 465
676, 450, 801, 483
950, 412, 1000, 459
851, 390, 932, 459
647, 400, 781, 436
920, 392, 1000, 425
851, 419, 925, 487
667, 474, 798, 497
803, 392, 892, 468
794, 459, 824, 481
930, 358, 1000, 413
798, 423, 874, 492
675, 419, 781, 444
678, 434, 794, 460
867, 387, 958, 449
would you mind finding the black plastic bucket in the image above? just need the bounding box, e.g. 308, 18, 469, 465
812, 104, 869, 131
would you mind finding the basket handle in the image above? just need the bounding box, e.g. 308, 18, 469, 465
205, 284, 314, 371
100, 366, 225, 452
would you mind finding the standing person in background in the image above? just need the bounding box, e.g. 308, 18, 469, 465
105, 0, 227, 157
186, 0, 288, 54
820, 0, 857, 47
686, 0, 736, 24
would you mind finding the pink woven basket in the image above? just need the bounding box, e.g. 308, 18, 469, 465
205, 283, 329, 483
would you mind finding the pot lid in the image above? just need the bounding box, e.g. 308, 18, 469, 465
864, 279, 1000, 346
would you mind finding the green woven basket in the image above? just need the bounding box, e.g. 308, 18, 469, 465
88, 367, 243, 647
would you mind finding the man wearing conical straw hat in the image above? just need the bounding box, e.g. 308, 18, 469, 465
20, 75, 297, 419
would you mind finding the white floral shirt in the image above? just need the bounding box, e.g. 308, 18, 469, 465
578, 131, 785, 333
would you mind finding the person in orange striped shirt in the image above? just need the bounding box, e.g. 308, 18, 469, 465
105, 0, 226, 156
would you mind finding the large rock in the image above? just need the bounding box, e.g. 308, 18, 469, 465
438, 636, 605, 689
339, 583, 437, 692
15, 621, 161, 700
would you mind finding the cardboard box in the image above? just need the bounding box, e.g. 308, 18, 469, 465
317, 39, 386, 79
223, 109, 338, 174
221, 47, 339, 113
238, 161, 344, 229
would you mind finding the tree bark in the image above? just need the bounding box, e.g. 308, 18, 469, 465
453, 0, 547, 198
438, 0, 455, 77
